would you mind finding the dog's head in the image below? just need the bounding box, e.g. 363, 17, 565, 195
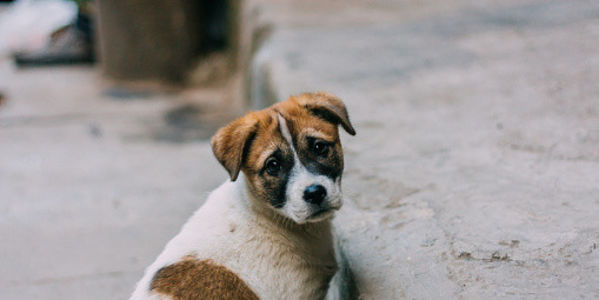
211, 92, 355, 224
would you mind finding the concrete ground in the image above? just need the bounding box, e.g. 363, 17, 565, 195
0, 58, 241, 299
1, 0, 598, 299
252, 0, 599, 298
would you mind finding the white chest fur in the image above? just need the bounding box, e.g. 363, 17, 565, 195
130, 177, 338, 300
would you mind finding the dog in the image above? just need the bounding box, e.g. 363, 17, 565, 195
130, 92, 355, 299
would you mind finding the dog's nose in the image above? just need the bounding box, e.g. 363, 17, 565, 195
303, 184, 327, 205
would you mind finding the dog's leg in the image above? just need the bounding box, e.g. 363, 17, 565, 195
326, 238, 359, 300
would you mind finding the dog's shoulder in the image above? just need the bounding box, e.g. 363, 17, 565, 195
130, 181, 252, 299
131, 179, 336, 299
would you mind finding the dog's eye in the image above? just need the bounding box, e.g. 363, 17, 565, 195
265, 158, 281, 176
312, 140, 329, 156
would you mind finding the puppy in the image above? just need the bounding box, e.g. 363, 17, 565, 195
130, 92, 355, 299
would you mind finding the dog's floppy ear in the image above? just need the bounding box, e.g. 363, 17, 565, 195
299, 92, 356, 135
211, 116, 257, 181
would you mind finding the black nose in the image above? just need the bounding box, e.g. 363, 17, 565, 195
303, 184, 327, 205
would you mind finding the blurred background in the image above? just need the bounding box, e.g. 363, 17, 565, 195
0, 0, 598, 299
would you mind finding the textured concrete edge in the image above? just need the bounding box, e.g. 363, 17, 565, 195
247, 28, 360, 300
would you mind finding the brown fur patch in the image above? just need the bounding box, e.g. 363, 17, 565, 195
272, 93, 351, 179
211, 92, 354, 179
276, 92, 355, 136
150, 256, 259, 300
210, 115, 259, 181
211, 92, 354, 207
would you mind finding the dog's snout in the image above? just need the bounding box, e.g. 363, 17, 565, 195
303, 184, 327, 205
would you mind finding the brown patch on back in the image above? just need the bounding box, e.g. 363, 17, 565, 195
150, 256, 259, 300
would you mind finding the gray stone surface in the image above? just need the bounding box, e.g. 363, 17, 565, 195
1, 0, 599, 299
0, 61, 234, 299
252, 0, 599, 298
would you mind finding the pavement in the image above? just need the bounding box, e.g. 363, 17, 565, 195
0, 0, 598, 299
251, 0, 599, 298
0, 60, 240, 299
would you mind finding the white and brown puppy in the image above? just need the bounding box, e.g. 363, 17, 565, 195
130, 92, 355, 300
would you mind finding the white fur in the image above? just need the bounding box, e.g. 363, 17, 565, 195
129, 177, 338, 300
277, 114, 343, 224
130, 114, 344, 299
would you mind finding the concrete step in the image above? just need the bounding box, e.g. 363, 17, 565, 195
249, 0, 599, 298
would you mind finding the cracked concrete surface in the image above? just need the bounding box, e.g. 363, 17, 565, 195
252, 0, 599, 298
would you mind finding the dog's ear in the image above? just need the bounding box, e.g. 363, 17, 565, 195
299, 92, 356, 136
211, 116, 257, 181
